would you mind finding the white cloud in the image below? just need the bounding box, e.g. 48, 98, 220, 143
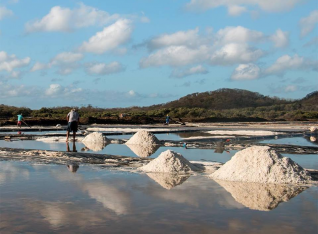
185, 0, 303, 14
265, 54, 305, 75
86, 62, 124, 75
0, 6, 13, 20
300, 10, 318, 37
304, 37, 318, 47
210, 43, 264, 65
30, 62, 51, 72
0, 82, 38, 98
140, 45, 209, 68
215, 26, 265, 44
285, 85, 297, 92
231, 63, 260, 80
0, 51, 30, 77
45, 84, 83, 97
147, 28, 202, 50
79, 19, 133, 54
171, 65, 208, 78
227, 5, 247, 16
270, 29, 289, 48
25, 3, 119, 33
52, 52, 83, 64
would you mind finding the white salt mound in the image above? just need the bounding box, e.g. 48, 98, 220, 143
310, 126, 317, 132
82, 132, 109, 151
139, 150, 201, 173
126, 130, 160, 145
211, 146, 312, 184
82, 132, 109, 143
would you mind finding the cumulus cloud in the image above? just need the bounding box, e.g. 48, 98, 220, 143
285, 85, 297, 92
45, 84, 83, 97
140, 45, 209, 68
0, 6, 13, 20
79, 19, 133, 54
300, 10, 318, 37
30, 62, 51, 72
147, 28, 202, 50
231, 63, 261, 80
270, 29, 289, 48
265, 54, 318, 75
52, 52, 83, 64
227, 5, 247, 16
0, 51, 30, 77
85, 62, 124, 75
215, 26, 265, 44
25, 3, 119, 33
0, 82, 39, 98
171, 65, 208, 78
210, 43, 264, 65
185, 0, 303, 14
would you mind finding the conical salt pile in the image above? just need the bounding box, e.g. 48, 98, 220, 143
126, 130, 160, 145
82, 132, 109, 151
139, 150, 201, 173
210, 146, 312, 184
214, 180, 306, 211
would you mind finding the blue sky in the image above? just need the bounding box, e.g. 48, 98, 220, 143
0, 0, 317, 109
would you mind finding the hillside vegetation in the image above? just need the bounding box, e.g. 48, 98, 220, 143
1, 89, 317, 125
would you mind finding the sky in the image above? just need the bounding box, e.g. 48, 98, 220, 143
0, 0, 317, 109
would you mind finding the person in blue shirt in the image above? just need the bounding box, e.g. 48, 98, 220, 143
17, 114, 23, 128
166, 115, 170, 125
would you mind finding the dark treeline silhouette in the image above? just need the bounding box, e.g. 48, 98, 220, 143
1, 89, 317, 125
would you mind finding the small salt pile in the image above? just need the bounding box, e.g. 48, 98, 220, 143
210, 146, 312, 184
310, 126, 317, 133
139, 150, 201, 173
126, 130, 160, 145
82, 132, 109, 151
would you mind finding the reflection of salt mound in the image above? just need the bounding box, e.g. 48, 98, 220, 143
310, 136, 317, 142
82, 132, 109, 151
146, 173, 189, 190
127, 144, 160, 157
139, 150, 201, 173
126, 130, 160, 145
215, 180, 306, 211
211, 146, 312, 184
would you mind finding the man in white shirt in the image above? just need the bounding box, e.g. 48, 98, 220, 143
66, 109, 80, 142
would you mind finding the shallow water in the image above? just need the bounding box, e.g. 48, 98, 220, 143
259, 136, 317, 147
0, 131, 66, 135
0, 161, 316, 234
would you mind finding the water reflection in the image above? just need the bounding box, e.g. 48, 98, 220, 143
0, 161, 317, 234
67, 164, 79, 173
66, 142, 77, 152
146, 173, 189, 189
82, 141, 108, 151
126, 144, 160, 157
214, 179, 307, 211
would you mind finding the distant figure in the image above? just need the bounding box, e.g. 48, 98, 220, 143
66, 108, 80, 142
183, 142, 187, 149
66, 142, 77, 152
166, 115, 170, 125
17, 113, 23, 128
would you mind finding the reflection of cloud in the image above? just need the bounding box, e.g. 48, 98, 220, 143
0, 162, 30, 185
214, 180, 307, 211
51, 170, 132, 215
126, 144, 159, 157
25, 201, 115, 229
81, 182, 131, 215
146, 173, 189, 189
144, 177, 244, 209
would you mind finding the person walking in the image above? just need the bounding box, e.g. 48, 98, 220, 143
17, 113, 23, 128
66, 108, 80, 142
